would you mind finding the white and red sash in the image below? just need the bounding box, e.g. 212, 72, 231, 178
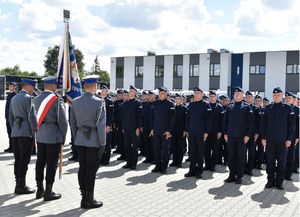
36, 93, 58, 132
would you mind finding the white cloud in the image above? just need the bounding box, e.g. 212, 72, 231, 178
212, 9, 224, 17
0, 9, 12, 22
4, 28, 11, 31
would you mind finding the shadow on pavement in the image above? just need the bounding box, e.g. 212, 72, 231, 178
96, 167, 129, 179
126, 173, 162, 186
166, 178, 198, 191
41, 207, 88, 217
251, 189, 290, 208
0, 193, 18, 207
208, 183, 243, 199
215, 165, 229, 174
241, 175, 255, 186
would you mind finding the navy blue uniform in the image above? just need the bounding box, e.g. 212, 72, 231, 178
142, 101, 154, 162
122, 99, 142, 167
286, 104, 299, 179
186, 100, 212, 175
224, 101, 253, 179
5, 91, 17, 151
218, 105, 228, 165
204, 103, 224, 170
171, 105, 187, 167
261, 102, 295, 185
101, 97, 114, 164
254, 106, 264, 169
150, 99, 175, 170
113, 99, 124, 153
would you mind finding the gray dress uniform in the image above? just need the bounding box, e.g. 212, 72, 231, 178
33, 75, 68, 201
70, 75, 106, 209
9, 78, 38, 195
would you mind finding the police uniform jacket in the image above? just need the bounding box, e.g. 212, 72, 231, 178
150, 99, 175, 133
70, 92, 106, 148
186, 100, 212, 136
104, 97, 114, 128
292, 104, 299, 139
34, 91, 68, 144
113, 99, 123, 126
210, 102, 224, 134
224, 101, 253, 138
142, 101, 152, 131
172, 105, 187, 133
5, 91, 17, 119
122, 98, 142, 131
9, 90, 38, 137
249, 104, 261, 137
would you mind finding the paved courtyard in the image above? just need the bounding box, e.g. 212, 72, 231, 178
0, 100, 299, 217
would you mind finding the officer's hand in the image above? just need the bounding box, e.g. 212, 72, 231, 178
106, 126, 111, 134
113, 123, 115, 129
136, 128, 140, 137
254, 134, 259, 142
224, 134, 228, 143
186, 132, 189, 137
140, 127, 143, 133
122, 130, 124, 133
149, 130, 154, 137
217, 132, 222, 140
262, 139, 267, 147
183, 131, 186, 137
286, 140, 291, 148
164, 131, 171, 140
295, 139, 299, 146
244, 136, 250, 144
116, 127, 118, 130
97, 146, 105, 158
203, 133, 208, 141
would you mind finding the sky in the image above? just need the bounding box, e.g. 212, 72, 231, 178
0, 0, 299, 76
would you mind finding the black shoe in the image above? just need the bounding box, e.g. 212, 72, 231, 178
130, 165, 136, 170
68, 156, 78, 161
160, 169, 166, 174
44, 184, 61, 201
196, 173, 202, 179
256, 165, 262, 170
203, 166, 210, 171
143, 159, 151, 163
247, 170, 253, 176
235, 177, 242, 184
113, 150, 119, 154
138, 152, 145, 156
216, 161, 223, 165
210, 167, 216, 172
223, 162, 228, 166
117, 156, 125, 160
285, 175, 292, 181
4, 148, 13, 153
185, 158, 190, 162
84, 191, 103, 209
177, 164, 182, 168
151, 161, 155, 164
36, 181, 44, 199
276, 183, 284, 190
169, 162, 177, 167
123, 163, 131, 169
101, 162, 109, 166
16, 178, 35, 194
294, 168, 299, 174
151, 166, 161, 173
265, 181, 275, 188
80, 190, 86, 208
184, 171, 196, 177
224, 176, 236, 183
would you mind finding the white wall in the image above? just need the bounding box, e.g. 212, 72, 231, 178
110, 57, 116, 90
123, 57, 135, 90
182, 54, 189, 90
220, 53, 232, 91
265, 51, 287, 101
164, 55, 173, 90
242, 53, 250, 90
143, 56, 155, 90
199, 54, 210, 90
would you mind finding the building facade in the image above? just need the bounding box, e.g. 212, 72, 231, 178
110, 50, 299, 100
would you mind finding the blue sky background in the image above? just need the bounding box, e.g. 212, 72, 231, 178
0, 0, 299, 75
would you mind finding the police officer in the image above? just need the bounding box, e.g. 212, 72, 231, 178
190, 94, 194, 102
70, 75, 106, 208
121, 85, 142, 170
9, 78, 38, 194
244, 91, 261, 175
113, 90, 124, 154
294, 97, 300, 174
68, 106, 78, 161
181, 94, 188, 154
253, 95, 264, 169
203, 94, 209, 102
5, 81, 17, 153
223, 87, 253, 184
138, 91, 148, 156
34, 76, 68, 201
261, 87, 295, 190
100, 85, 114, 166
182, 94, 187, 106
170, 93, 187, 168
204, 91, 224, 172
263, 97, 270, 109
150, 87, 175, 174
284, 92, 299, 181
185, 87, 212, 178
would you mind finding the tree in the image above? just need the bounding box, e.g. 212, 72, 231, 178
0, 64, 39, 77
43, 44, 85, 76
88, 55, 110, 82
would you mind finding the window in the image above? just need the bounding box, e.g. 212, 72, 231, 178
135, 66, 143, 77
287, 64, 299, 74
237, 66, 240, 76
174, 65, 183, 77
210, 64, 220, 76
250, 65, 265, 74
155, 65, 164, 77
190, 64, 199, 76
116, 66, 124, 78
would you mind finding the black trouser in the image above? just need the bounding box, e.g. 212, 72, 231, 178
295, 141, 299, 170
153, 132, 170, 170
12, 137, 34, 178
286, 138, 296, 177
101, 131, 112, 163
183, 136, 187, 153
266, 141, 287, 184
124, 130, 138, 166
112, 128, 118, 149
70, 127, 78, 158
77, 146, 101, 192
36, 143, 61, 184
143, 130, 154, 162
218, 134, 228, 163
255, 135, 264, 167
245, 136, 256, 172
170, 132, 184, 166
139, 132, 145, 154
188, 134, 205, 175
228, 137, 246, 179
6, 120, 13, 150
117, 129, 125, 157
204, 133, 220, 169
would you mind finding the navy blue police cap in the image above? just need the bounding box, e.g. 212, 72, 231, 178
235, 87, 244, 93
130, 85, 137, 92
190, 94, 194, 98
98, 92, 101, 95
171, 98, 175, 102
42, 76, 58, 84
22, 78, 37, 86
182, 94, 187, 99
263, 97, 269, 102
285, 91, 296, 98
220, 94, 229, 100
175, 93, 181, 97
159, 87, 168, 92
254, 95, 262, 99
111, 94, 116, 98
82, 75, 99, 84
9, 81, 17, 86
167, 93, 170, 97
102, 85, 108, 89
123, 90, 129, 93
117, 90, 123, 94
273, 87, 282, 93
242, 98, 246, 102
148, 90, 155, 95
142, 90, 148, 95
209, 90, 216, 95
194, 86, 203, 92
203, 95, 209, 99
245, 91, 253, 96
217, 99, 221, 103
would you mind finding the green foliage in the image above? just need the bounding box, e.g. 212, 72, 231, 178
0, 64, 39, 77
86, 55, 110, 82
